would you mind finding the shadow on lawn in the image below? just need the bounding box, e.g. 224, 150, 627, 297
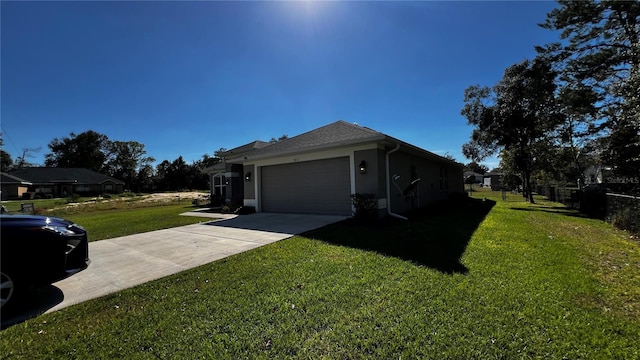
1, 285, 64, 330
303, 197, 495, 274
509, 206, 589, 219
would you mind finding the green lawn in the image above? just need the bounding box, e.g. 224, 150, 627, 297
57, 204, 208, 241
2, 195, 208, 241
1, 191, 638, 359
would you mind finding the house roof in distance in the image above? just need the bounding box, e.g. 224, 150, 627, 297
0, 172, 33, 185
8, 167, 125, 185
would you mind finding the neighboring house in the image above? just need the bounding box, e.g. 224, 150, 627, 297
1, 172, 33, 200
483, 172, 503, 190
583, 164, 639, 188
6, 168, 125, 198
583, 164, 608, 185
464, 171, 484, 184
204, 121, 464, 216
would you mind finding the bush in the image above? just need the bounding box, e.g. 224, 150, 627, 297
351, 193, 377, 221
210, 195, 225, 207
610, 206, 640, 235
235, 206, 256, 215
580, 186, 607, 219
67, 193, 81, 203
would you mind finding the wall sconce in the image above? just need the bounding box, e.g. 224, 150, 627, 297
225, 179, 229, 185
359, 160, 367, 174
245, 172, 252, 182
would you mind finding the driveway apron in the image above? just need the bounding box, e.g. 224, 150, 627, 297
46, 213, 346, 313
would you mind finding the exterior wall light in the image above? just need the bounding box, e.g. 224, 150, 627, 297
359, 160, 367, 174
245, 172, 252, 181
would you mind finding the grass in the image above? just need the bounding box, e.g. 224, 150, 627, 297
0, 198, 69, 212
58, 204, 209, 241
2, 193, 209, 241
1, 190, 638, 359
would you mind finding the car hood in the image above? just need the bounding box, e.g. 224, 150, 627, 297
0, 214, 75, 229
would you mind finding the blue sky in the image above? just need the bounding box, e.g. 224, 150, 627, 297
1, 1, 560, 170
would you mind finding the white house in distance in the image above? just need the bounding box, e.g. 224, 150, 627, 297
203, 121, 464, 217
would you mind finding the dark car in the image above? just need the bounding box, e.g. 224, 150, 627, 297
0, 215, 90, 308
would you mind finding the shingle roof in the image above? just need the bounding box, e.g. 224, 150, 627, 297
220, 140, 271, 158
7, 168, 124, 185
0, 172, 32, 185
228, 120, 384, 161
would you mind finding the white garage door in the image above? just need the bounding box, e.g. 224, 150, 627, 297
261, 157, 352, 215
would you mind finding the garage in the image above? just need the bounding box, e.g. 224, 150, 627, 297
260, 157, 352, 216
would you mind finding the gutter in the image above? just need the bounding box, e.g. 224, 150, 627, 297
385, 143, 408, 220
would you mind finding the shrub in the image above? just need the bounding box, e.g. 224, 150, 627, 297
210, 195, 225, 207
351, 193, 377, 221
580, 186, 607, 219
67, 193, 81, 203
235, 206, 256, 215
610, 206, 640, 235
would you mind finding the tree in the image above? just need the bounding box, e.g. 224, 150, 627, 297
442, 152, 458, 162
538, 0, 640, 179
104, 141, 154, 190
185, 154, 222, 190
135, 164, 156, 193
156, 156, 191, 191
45, 131, 110, 172
154, 160, 172, 191
269, 135, 289, 143
0, 150, 12, 171
461, 58, 560, 203
0, 134, 13, 171
13, 147, 41, 169
464, 161, 489, 175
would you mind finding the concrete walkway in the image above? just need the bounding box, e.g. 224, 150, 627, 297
2, 213, 345, 327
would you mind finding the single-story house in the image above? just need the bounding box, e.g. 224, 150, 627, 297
464, 171, 484, 184
483, 172, 503, 190
1, 172, 33, 200
204, 121, 464, 217
6, 167, 125, 198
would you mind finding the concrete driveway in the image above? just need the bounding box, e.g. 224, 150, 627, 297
2, 213, 345, 326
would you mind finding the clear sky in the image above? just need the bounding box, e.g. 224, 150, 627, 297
1, 1, 560, 170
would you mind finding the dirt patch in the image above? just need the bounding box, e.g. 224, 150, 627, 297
54, 192, 210, 211
137, 192, 209, 203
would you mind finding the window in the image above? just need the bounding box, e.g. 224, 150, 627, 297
213, 174, 226, 197
439, 166, 449, 191
75, 185, 91, 193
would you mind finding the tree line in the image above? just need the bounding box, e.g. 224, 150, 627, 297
1, 130, 224, 193
461, 1, 640, 202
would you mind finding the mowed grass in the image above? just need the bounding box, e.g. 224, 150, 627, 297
1, 190, 638, 359
2, 196, 208, 241
57, 204, 209, 241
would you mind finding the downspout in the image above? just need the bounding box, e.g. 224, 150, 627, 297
386, 143, 408, 220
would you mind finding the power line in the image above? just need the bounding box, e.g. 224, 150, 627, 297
0, 124, 21, 154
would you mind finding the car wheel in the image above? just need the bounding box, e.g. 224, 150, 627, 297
0, 271, 17, 308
